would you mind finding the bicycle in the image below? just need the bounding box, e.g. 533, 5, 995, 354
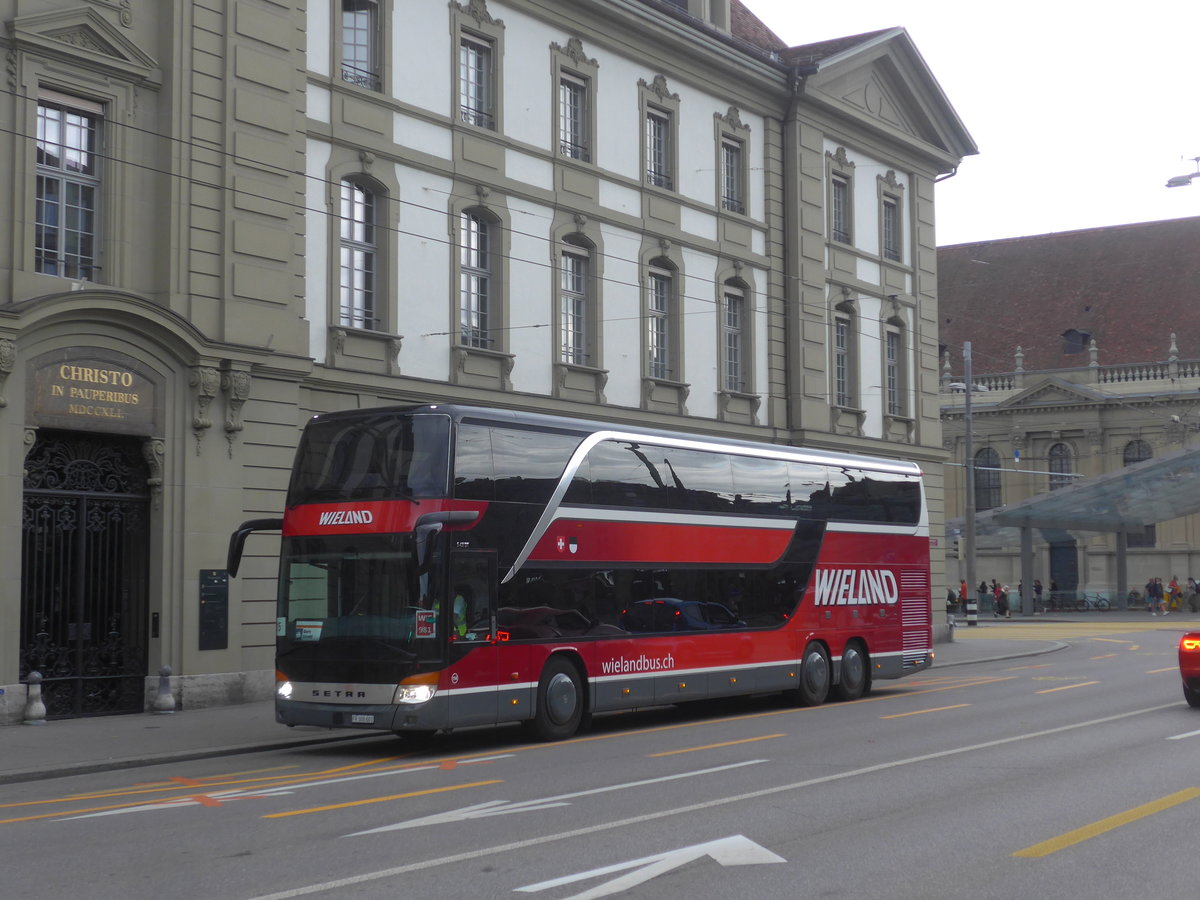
1078, 591, 1110, 611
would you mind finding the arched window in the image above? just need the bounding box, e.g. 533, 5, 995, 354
974, 447, 1001, 511
722, 282, 745, 392
459, 210, 493, 347
647, 258, 676, 380
560, 236, 591, 365
1048, 443, 1073, 491
339, 180, 376, 329
1123, 440, 1155, 547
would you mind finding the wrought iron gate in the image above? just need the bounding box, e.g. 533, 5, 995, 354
20, 431, 151, 718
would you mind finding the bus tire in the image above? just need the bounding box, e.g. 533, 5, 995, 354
796, 641, 830, 706
834, 641, 869, 702
530, 656, 584, 741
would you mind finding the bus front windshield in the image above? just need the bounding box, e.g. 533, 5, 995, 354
278, 535, 441, 679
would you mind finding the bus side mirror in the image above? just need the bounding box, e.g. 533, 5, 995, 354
413, 510, 480, 572
227, 518, 283, 577
414, 522, 443, 573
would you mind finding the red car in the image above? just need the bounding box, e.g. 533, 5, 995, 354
1180, 633, 1200, 707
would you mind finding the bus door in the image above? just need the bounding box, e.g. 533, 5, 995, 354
446, 551, 502, 726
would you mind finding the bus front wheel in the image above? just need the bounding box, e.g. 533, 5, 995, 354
796, 641, 830, 706
530, 657, 584, 741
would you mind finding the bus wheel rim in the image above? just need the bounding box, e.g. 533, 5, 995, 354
546, 672, 578, 724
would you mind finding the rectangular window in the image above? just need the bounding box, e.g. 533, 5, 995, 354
834, 317, 851, 407
341, 0, 380, 90
645, 110, 673, 189
459, 36, 494, 129
882, 196, 901, 261
460, 212, 491, 347
831, 176, 850, 243
648, 268, 672, 379
559, 74, 589, 161
885, 330, 902, 415
720, 138, 744, 214
339, 181, 376, 329
560, 250, 588, 364
36, 98, 101, 279
723, 289, 744, 392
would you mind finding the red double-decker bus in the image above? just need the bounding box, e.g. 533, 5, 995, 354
228, 404, 932, 741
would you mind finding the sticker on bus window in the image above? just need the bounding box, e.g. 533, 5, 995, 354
276, 617, 286, 637
415, 609, 437, 638
294, 619, 324, 642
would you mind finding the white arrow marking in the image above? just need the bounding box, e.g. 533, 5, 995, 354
515, 834, 784, 900
349, 759, 766, 835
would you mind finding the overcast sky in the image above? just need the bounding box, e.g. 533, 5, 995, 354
741, 0, 1200, 247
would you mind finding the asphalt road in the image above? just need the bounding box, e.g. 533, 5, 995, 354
4, 622, 1196, 900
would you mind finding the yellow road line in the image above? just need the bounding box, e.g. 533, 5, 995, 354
1035, 681, 1099, 694
647, 734, 785, 757
261, 779, 503, 819
1014, 788, 1200, 857
881, 704, 969, 719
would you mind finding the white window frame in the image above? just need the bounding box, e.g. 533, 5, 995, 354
647, 264, 674, 380
722, 285, 745, 392
339, 180, 377, 329
340, 0, 381, 90
459, 210, 492, 348
459, 34, 495, 129
560, 242, 589, 365
36, 96, 102, 280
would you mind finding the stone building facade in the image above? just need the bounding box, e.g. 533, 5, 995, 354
0, 0, 972, 721
939, 218, 1200, 603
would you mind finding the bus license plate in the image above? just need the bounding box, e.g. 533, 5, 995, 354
351, 714, 375, 724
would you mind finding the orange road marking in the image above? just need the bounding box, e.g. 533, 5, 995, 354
261, 779, 503, 819
1014, 788, 1200, 857
1090, 654, 1119, 660
1147, 667, 1177, 673
648, 734, 785, 757
1035, 681, 1099, 694
881, 704, 969, 719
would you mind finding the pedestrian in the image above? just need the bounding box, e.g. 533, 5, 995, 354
1146, 577, 1157, 614
1158, 577, 1169, 616
1188, 577, 1199, 613
1000, 584, 1011, 618
1169, 576, 1181, 611
1033, 579, 1043, 612
1049, 579, 1059, 610
979, 580, 989, 614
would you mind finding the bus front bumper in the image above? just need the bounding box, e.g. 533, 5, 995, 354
276, 695, 450, 732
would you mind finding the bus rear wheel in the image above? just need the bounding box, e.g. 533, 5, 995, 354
530, 657, 584, 741
834, 641, 869, 701
795, 641, 830, 706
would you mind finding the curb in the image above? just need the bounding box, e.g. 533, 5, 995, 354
0, 731, 378, 786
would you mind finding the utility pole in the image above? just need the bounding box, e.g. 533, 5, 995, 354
962, 343, 978, 625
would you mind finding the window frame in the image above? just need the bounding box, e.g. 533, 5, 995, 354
1048, 442, 1074, 491
559, 238, 592, 366
639, 76, 680, 192
833, 310, 858, 409
647, 263, 675, 380
827, 148, 855, 246
338, 179, 378, 330
721, 283, 746, 393
35, 96, 103, 281
550, 38, 598, 165
882, 194, 901, 262
338, 0, 383, 92
974, 447, 1002, 511
452, 2, 504, 133
884, 325, 906, 417
459, 209, 494, 349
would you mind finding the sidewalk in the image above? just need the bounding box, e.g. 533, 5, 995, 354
0, 624, 1098, 785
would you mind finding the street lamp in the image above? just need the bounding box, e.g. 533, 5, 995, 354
1166, 157, 1200, 188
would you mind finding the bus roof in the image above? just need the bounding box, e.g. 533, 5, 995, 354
304, 403, 922, 477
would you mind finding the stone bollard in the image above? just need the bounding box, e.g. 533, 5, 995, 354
152, 665, 176, 715
23, 671, 47, 725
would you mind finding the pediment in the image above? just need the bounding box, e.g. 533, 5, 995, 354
804, 30, 975, 161
9, 6, 159, 85
995, 377, 1107, 410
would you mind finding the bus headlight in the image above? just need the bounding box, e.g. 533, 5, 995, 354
394, 683, 436, 705
277, 681, 294, 700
